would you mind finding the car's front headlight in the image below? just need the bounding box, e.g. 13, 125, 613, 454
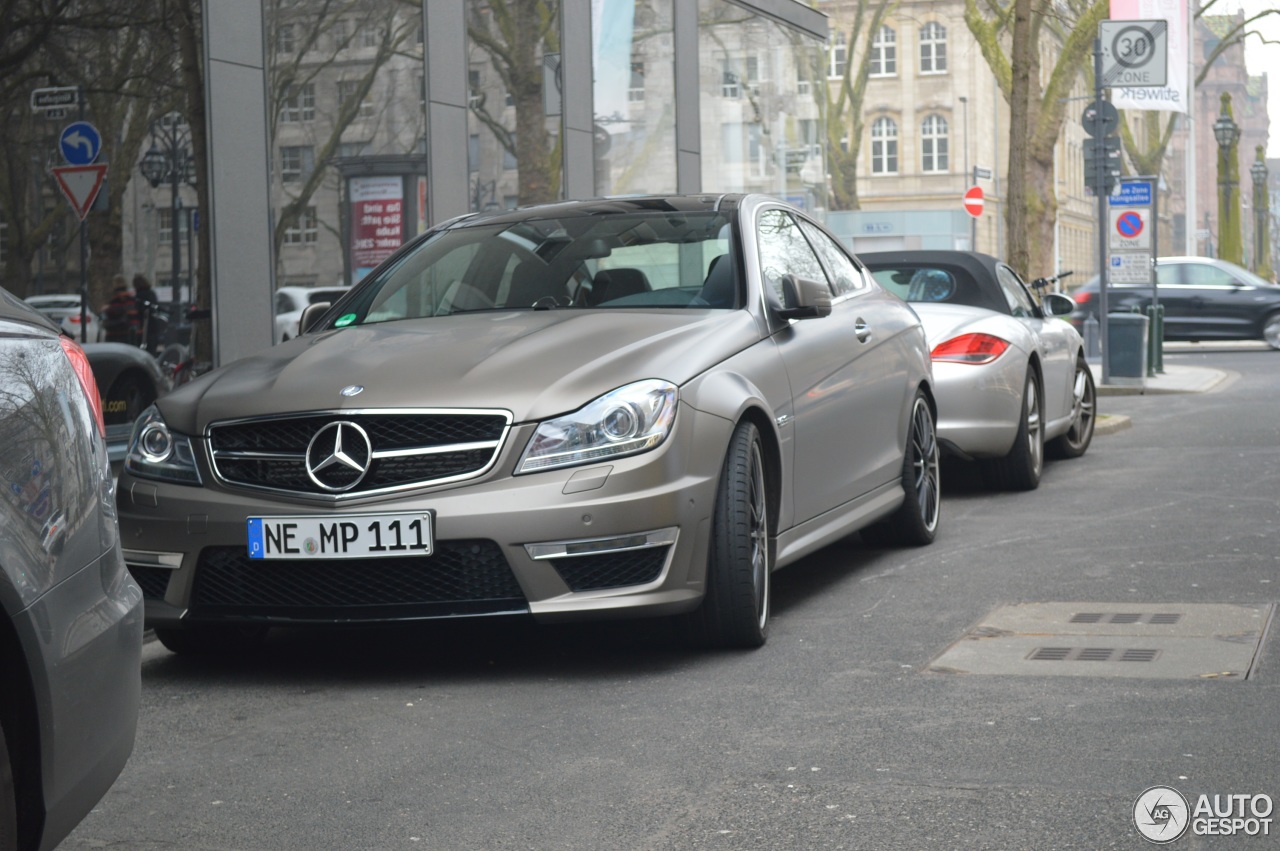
517, 379, 678, 474
124, 404, 202, 485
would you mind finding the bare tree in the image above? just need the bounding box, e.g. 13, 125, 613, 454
820, 0, 897, 211
467, 0, 562, 206
965, 0, 1108, 276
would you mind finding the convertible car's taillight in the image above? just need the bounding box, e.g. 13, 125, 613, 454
931, 333, 1010, 365
58, 335, 105, 436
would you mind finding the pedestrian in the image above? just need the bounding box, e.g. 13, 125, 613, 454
101, 275, 139, 344
132, 274, 160, 353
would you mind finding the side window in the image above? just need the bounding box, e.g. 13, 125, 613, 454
995, 265, 1038, 318
797, 219, 864, 296
756, 209, 829, 302
1182, 262, 1235, 287
274, 292, 291, 314
1154, 264, 1181, 286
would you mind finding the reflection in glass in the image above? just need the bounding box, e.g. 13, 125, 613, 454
592, 0, 676, 196
697, 0, 826, 213
265, 0, 426, 288
467, 0, 564, 211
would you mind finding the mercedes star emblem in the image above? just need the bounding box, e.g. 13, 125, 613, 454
340, 385, 365, 397
305, 421, 372, 491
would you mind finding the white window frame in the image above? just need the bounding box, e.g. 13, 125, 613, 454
280, 83, 315, 122
920, 22, 947, 74
283, 206, 319, 245
871, 117, 898, 175
828, 31, 847, 79
870, 26, 897, 77
921, 114, 949, 173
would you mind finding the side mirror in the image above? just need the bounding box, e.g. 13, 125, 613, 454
778, 274, 832, 320
298, 302, 331, 335
1040, 292, 1075, 317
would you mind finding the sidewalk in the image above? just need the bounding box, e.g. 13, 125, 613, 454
1087, 359, 1232, 437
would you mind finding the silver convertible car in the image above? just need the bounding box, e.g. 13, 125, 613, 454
117, 195, 938, 652
862, 251, 1095, 491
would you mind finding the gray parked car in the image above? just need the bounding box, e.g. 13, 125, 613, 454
1, 288, 143, 850
117, 194, 938, 652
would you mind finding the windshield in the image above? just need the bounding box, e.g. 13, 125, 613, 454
322, 211, 737, 329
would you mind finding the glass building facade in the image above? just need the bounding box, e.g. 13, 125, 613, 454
206, 0, 826, 363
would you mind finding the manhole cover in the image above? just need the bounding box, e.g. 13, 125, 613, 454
928, 603, 1274, 679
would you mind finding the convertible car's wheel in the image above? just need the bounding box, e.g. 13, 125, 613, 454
1, 721, 16, 851
1047, 356, 1096, 460
684, 420, 771, 649
982, 368, 1043, 491
861, 391, 940, 547
154, 625, 269, 656
1262, 312, 1280, 350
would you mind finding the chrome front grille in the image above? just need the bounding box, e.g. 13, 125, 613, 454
208, 409, 511, 498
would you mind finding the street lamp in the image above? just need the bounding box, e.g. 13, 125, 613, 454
139, 113, 196, 305
1213, 93, 1242, 264
1252, 147, 1271, 279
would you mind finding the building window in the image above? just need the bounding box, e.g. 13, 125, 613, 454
829, 31, 847, 79
337, 141, 371, 159
331, 19, 349, 50
721, 58, 740, 98
338, 80, 375, 119
280, 83, 315, 122
283, 207, 318, 245
629, 59, 645, 102
871, 117, 898, 174
870, 26, 896, 77
276, 23, 295, 54
921, 114, 949, 172
359, 24, 381, 49
280, 146, 314, 184
158, 208, 190, 243
920, 22, 947, 74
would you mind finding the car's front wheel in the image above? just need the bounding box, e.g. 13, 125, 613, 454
683, 420, 771, 649
1047, 356, 1096, 459
861, 390, 940, 547
982, 367, 1043, 491
1262, 312, 1280, 350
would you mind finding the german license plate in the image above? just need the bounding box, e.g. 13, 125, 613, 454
247, 512, 433, 560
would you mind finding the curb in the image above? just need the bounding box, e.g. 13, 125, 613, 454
1095, 414, 1132, 436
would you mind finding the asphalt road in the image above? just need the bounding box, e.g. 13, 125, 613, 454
67, 346, 1280, 850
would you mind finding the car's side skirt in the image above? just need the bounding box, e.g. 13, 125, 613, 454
773, 481, 902, 569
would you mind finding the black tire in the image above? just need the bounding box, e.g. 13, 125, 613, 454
1262, 312, 1280, 350
1047, 356, 1096, 460
982, 367, 1043, 491
683, 421, 772, 649
154, 625, 269, 655
861, 391, 940, 547
0, 722, 16, 851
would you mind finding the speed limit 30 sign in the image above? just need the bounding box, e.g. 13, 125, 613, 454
1100, 19, 1168, 88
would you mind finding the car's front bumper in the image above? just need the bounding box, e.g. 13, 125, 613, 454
117, 406, 732, 629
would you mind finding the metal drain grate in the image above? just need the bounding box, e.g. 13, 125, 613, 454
1069, 612, 1183, 625
1028, 647, 1161, 662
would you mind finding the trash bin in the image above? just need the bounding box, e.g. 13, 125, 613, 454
1106, 312, 1149, 386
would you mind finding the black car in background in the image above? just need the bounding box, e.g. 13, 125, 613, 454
1, 288, 143, 850
1069, 256, 1280, 348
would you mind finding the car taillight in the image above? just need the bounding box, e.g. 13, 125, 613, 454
1073, 290, 1095, 306
58, 335, 106, 437
931, 333, 1010, 365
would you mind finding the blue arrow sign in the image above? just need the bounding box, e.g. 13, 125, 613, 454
59, 121, 102, 165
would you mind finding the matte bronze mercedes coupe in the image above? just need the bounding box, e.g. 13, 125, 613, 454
118, 195, 938, 652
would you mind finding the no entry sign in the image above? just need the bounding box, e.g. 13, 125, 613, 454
963, 185, 984, 218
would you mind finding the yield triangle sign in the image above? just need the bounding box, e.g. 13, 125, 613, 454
51, 164, 108, 220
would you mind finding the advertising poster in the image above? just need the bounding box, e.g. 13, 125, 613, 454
350, 175, 404, 280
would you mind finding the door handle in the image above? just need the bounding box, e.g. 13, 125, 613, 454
854, 318, 871, 342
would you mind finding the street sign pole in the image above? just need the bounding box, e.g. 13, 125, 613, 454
77, 86, 89, 343
1093, 39, 1110, 385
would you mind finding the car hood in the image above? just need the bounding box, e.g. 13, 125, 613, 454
162, 310, 762, 434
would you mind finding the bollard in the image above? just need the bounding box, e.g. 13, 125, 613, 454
1153, 304, 1164, 373
1145, 305, 1158, 377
